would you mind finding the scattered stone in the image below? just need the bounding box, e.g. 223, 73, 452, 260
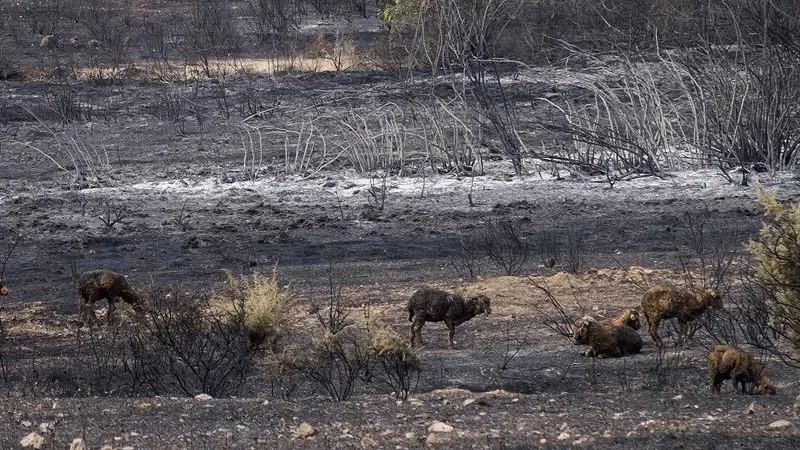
463, 398, 475, 407
672, 394, 683, 401
69, 438, 86, 450
557, 432, 570, 441
360, 435, 377, 448
794, 394, 800, 416
100, 446, 113, 450
573, 436, 593, 446
539, 438, 547, 445
744, 402, 762, 415
427, 421, 454, 433
39, 35, 58, 49
295, 422, 317, 438
768, 420, 791, 430
37, 422, 54, 434
194, 393, 213, 401
20, 421, 32, 428
20, 432, 44, 449
425, 432, 452, 445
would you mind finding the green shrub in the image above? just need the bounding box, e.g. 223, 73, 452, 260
218, 269, 296, 349
747, 186, 800, 350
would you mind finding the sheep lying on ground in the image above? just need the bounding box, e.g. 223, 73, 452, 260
707, 345, 776, 395
573, 308, 642, 345
77, 270, 146, 325
407, 288, 491, 349
608, 308, 642, 330
641, 284, 723, 347
573, 316, 643, 358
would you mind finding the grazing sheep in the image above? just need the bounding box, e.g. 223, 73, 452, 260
573, 316, 643, 358
77, 270, 146, 325
641, 284, 723, 347
407, 288, 491, 349
707, 345, 776, 395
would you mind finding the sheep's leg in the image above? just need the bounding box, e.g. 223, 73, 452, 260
447, 323, 456, 349
107, 300, 117, 326
676, 320, 689, 347
81, 299, 98, 326
649, 316, 663, 347
410, 321, 424, 347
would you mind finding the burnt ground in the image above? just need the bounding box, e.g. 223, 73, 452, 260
2, 20, 800, 450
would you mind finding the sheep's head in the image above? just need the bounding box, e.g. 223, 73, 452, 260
573, 316, 597, 344
470, 295, 491, 315
0, 282, 7, 296
619, 308, 641, 330
755, 376, 776, 395
701, 289, 723, 309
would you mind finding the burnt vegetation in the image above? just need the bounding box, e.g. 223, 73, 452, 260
3, 0, 800, 447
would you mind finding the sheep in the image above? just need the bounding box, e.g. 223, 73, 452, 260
707, 345, 776, 395
77, 270, 146, 325
407, 288, 491, 349
573, 308, 641, 346
608, 308, 642, 330
641, 284, 723, 347
573, 316, 643, 358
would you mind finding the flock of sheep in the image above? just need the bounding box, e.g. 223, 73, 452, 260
405, 283, 776, 396
0, 269, 778, 396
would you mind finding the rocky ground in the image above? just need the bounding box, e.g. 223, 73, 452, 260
2, 13, 800, 448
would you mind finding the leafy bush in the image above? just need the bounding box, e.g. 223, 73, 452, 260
370, 327, 419, 400
216, 269, 296, 350
746, 187, 800, 352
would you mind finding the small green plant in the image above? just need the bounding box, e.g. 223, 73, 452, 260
747, 186, 800, 353
370, 327, 420, 400
219, 269, 296, 350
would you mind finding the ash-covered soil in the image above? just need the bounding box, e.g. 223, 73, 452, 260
2, 68, 800, 449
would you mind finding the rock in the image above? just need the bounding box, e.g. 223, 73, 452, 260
360, 435, 377, 448
194, 393, 213, 401
69, 438, 86, 450
672, 394, 683, 401
573, 436, 593, 446
295, 422, 317, 438
37, 422, 54, 434
425, 432, 452, 445
463, 398, 475, 407
768, 420, 791, 429
20, 432, 44, 449
557, 431, 570, 441
744, 402, 762, 415
20, 421, 32, 428
100, 446, 113, 450
39, 35, 58, 49
427, 421, 454, 433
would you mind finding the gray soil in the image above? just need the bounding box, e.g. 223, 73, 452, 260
2, 16, 800, 450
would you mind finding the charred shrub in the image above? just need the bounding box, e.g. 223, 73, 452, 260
370, 328, 419, 401
126, 287, 255, 398
296, 328, 371, 401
